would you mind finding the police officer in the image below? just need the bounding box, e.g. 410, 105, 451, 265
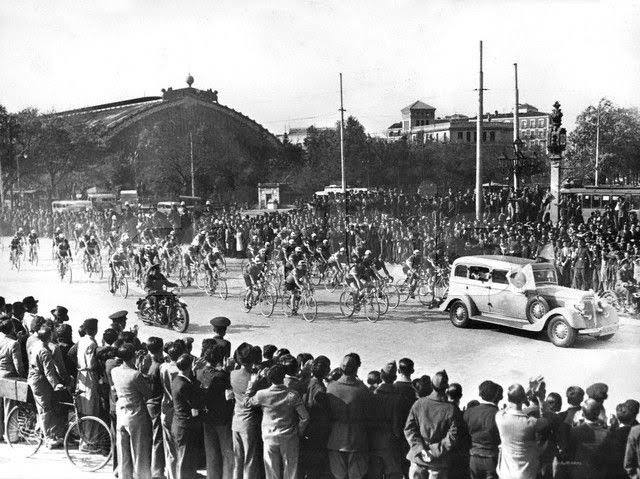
209, 317, 231, 360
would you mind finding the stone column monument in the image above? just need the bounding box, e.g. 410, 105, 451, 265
547, 101, 567, 223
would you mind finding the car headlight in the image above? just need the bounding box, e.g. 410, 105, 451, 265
596, 299, 609, 318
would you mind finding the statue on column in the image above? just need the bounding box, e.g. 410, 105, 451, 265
547, 101, 567, 223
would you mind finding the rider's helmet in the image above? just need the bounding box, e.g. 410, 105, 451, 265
18, 227, 23, 233
55, 227, 62, 233
339, 247, 346, 253
364, 249, 372, 257
322, 239, 329, 245
264, 242, 271, 248
30, 229, 36, 235
413, 249, 421, 256
253, 256, 264, 265
259, 248, 266, 255
211, 246, 219, 253
311, 233, 317, 239
295, 246, 303, 254
90, 235, 97, 241
288, 239, 295, 245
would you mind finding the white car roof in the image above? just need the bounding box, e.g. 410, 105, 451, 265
452, 255, 535, 270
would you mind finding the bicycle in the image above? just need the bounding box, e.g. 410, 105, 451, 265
83, 253, 104, 279
398, 271, 435, 305
109, 264, 129, 298
28, 243, 39, 266
5, 386, 113, 471
600, 286, 639, 315
283, 282, 318, 322
324, 268, 346, 293
58, 256, 73, 283
10, 248, 22, 271
339, 284, 382, 322
205, 268, 228, 299
241, 281, 275, 317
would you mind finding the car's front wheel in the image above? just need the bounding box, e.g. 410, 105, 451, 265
449, 300, 471, 328
546, 316, 577, 347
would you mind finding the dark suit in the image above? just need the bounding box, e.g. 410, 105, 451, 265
463, 402, 500, 478
171, 373, 204, 479
625, 425, 640, 479
568, 420, 608, 479
602, 424, 635, 478
211, 336, 231, 359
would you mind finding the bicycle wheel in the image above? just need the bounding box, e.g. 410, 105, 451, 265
301, 295, 317, 323
364, 295, 381, 323
282, 293, 294, 317
118, 277, 129, 299
386, 284, 401, 309
218, 279, 228, 300
398, 281, 411, 302
433, 277, 449, 301
6, 403, 43, 457
377, 290, 390, 315
417, 281, 434, 306
260, 292, 275, 317
339, 290, 356, 318
242, 291, 253, 313
178, 267, 188, 287
64, 416, 113, 472
194, 268, 206, 290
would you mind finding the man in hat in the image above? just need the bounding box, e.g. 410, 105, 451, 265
22, 296, 39, 333
326, 354, 372, 479
109, 310, 128, 333
209, 317, 231, 359
76, 318, 102, 448
0, 318, 26, 439
50, 306, 69, 324
230, 343, 262, 479
27, 325, 65, 448
405, 370, 461, 478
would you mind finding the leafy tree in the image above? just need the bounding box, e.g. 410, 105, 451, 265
566, 99, 640, 183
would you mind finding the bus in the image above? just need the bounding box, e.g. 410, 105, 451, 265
119, 190, 139, 206
560, 185, 640, 220
88, 193, 117, 209
51, 200, 93, 213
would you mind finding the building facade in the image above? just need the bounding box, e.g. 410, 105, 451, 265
387, 101, 549, 149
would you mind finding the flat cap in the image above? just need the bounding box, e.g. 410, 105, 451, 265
109, 310, 128, 321
210, 316, 231, 328
82, 318, 99, 329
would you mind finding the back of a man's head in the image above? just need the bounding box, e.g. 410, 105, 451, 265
279, 354, 299, 377
479, 380, 501, 403
431, 370, 449, 394
566, 386, 585, 407
176, 353, 193, 373
167, 341, 186, 362
147, 336, 164, 355
582, 398, 602, 422
267, 364, 286, 385
398, 357, 414, 376
341, 354, 359, 377
507, 384, 527, 405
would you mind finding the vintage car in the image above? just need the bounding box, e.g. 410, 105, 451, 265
440, 255, 619, 347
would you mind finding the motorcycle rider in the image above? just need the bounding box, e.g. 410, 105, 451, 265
144, 264, 178, 317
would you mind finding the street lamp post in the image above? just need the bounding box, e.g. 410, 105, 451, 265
594, 98, 604, 186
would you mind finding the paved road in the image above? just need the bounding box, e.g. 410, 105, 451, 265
1, 238, 639, 477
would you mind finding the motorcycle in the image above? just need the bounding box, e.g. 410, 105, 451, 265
136, 289, 190, 333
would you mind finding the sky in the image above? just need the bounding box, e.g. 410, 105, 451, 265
1, 0, 639, 136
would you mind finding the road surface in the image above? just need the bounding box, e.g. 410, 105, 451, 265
1, 238, 639, 477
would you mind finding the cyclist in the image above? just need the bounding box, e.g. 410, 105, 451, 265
284, 259, 309, 315
346, 256, 369, 301
243, 257, 266, 308
403, 249, 424, 298
203, 246, 226, 286
109, 246, 129, 293
27, 229, 39, 261
246, 235, 261, 261
182, 244, 201, 286
56, 236, 73, 272
326, 247, 348, 283
316, 239, 332, 271
365, 251, 393, 283
616, 255, 638, 310
83, 235, 101, 269
9, 233, 23, 264
285, 246, 305, 277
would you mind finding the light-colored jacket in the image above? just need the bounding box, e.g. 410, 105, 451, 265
111, 363, 152, 426
245, 382, 309, 440
495, 407, 540, 479
0, 332, 25, 378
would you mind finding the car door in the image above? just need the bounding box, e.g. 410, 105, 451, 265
489, 268, 512, 315
467, 265, 491, 313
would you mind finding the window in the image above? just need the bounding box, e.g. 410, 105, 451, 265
474, 131, 477, 141
466, 131, 471, 142
489, 131, 495, 142
521, 120, 527, 128
468, 266, 490, 282
592, 195, 601, 209
454, 265, 468, 278
482, 131, 487, 142
491, 269, 508, 284
538, 119, 545, 127
583, 195, 591, 208
457, 131, 463, 140
443, 133, 448, 141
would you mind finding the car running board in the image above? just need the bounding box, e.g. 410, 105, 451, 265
470, 314, 541, 331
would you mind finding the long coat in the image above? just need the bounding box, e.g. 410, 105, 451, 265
495, 408, 540, 479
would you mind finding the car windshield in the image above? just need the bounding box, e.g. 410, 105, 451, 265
532, 267, 558, 285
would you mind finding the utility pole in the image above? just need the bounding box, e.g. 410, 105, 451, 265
513, 62, 520, 189
475, 40, 484, 221
189, 131, 195, 197
339, 73, 349, 263
595, 100, 601, 186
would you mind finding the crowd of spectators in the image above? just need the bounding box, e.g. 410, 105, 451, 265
0, 294, 639, 479
3, 186, 640, 293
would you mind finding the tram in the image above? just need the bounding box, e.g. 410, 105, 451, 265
560, 185, 640, 221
